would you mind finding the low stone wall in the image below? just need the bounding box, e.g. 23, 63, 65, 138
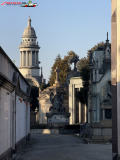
30, 129, 80, 134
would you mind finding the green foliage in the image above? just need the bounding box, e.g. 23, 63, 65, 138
48, 51, 78, 86
12, 60, 16, 64
40, 83, 50, 91
76, 42, 105, 105
31, 86, 39, 111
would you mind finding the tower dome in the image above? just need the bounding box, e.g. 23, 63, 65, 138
22, 16, 37, 38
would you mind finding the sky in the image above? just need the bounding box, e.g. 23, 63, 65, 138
0, 0, 111, 83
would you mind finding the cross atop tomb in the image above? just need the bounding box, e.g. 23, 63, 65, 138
55, 67, 60, 83
70, 55, 79, 71
106, 32, 109, 43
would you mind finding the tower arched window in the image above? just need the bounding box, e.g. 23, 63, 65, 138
28, 39, 30, 41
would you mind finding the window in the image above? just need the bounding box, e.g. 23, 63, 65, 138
32, 39, 33, 41
105, 109, 112, 119
28, 39, 30, 41
25, 39, 27, 41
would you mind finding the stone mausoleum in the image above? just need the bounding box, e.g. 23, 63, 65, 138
38, 67, 70, 125
88, 33, 112, 141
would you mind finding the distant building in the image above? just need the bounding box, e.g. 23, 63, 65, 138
19, 16, 46, 87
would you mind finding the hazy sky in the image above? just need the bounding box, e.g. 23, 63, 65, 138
0, 0, 111, 83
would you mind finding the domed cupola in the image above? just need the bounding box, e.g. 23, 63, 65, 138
19, 16, 41, 78
22, 16, 37, 38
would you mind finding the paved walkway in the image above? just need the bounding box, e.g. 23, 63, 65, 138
14, 134, 112, 160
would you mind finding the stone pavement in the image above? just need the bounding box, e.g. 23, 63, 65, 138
13, 134, 112, 160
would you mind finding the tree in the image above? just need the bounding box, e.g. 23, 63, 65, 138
12, 60, 16, 64
48, 51, 78, 86
40, 83, 50, 91
76, 41, 106, 105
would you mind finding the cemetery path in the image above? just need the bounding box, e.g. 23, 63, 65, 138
14, 134, 112, 160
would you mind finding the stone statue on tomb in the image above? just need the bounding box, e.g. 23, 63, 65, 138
102, 81, 111, 105
49, 92, 65, 112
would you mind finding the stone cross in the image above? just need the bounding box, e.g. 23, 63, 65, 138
106, 32, 109, 43
70, 55, 79, 71
55, 67, 60, 82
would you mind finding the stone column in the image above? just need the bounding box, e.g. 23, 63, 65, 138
22, 51, 24, 66
93, 69, 95, 82
31, 51, 32, 66
37, 51, 38, 66
88, 95, 90, 123
96, 94, 100, 122
24, 51, 26, 66
73, 84, 75, 124
79, 102, 81, 123
103, 109, 105, 120
35, 51, 36, 66
20, 51, 22, 66
26, 51, 28, 66
92, 96, 95, 123
69, 83, 73, 124
79, 88, 81, 123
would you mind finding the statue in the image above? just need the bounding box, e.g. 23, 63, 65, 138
102, 81, 112, 105
49, 92, 65, 112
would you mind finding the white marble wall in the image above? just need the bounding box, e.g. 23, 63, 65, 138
0, 88, 11, 155
0, 88, 30, 156
39, 99, 51, 124
16, 95, 30, 143
0, 51, 17, 83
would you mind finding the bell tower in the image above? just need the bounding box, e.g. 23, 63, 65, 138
19, 16, 41, 78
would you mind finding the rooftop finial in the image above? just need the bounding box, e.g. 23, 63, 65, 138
28, 16, 31, 26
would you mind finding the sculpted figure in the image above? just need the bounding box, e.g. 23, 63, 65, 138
49, 92, 65, 112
